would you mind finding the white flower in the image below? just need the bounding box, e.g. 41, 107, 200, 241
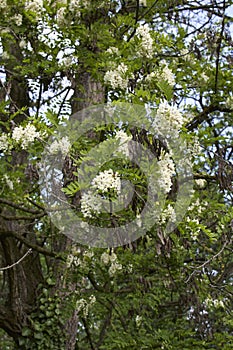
109, 262, 122, 276
160, 62, 175, 86
115, 130, 132, 156
3, 174, 14, 190
200, 72, 208, 82
1, 52, 10, 60
145, 63, 175, 87
226, 95, 233, 109
180, 48, 192, 61
135, 315, 142, 327
205, 297, 224, 309
157, 152, 175, 194
109, 252, 117, 262
91, 169, 121, 195
156, 100, 184, 130
0, 0, 7, 9
12, 124, 40, 149
25, 0, 43, 14
69, 0, 80, 11
101, 252, 110, 265
56, 7, 66, 26
106, 47, 120, 55
160, 204, 176, 224
48, 136, 71, 155
0, 133, 10, 152
195, 179, 206, 188
139, 0, 147, 5
80, 191, 102, 218
104, 63, 129, 89
19, 39, 27, 49
12, 14, 23, 26
135, 23, 153, 58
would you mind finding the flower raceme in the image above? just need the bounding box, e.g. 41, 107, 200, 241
12, 124, 41, 150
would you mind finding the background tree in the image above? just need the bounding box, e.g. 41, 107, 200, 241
0, 0, 233, 349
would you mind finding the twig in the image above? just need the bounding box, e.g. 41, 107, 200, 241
185, 239, 230, 283
0, 249, 32, 271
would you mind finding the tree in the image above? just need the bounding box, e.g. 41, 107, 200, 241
0, 0, 233, 349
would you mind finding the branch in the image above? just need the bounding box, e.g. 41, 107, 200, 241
0, 230, 65, 260
186, 104, 232, 130
0, 249, 32, 271
0, 198, 44, 215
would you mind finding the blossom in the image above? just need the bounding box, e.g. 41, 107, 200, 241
115, 130, 132, 156
104, 63, 129, 89
160, 204, 176, 224
106, 47, 120, 56
156, 100, 184, 130
76, 295, 96, 317
12, 14, 23, 26
48, 136, 71, 155
135, 23, 153, 58
25, 0, 43, 13
56, 7, 66, 26
1, 52, 10, 60
109, 261, 122, 276
145, 63, 175, 87
80, 191, 102, 218
0, 0, 7, 9
195, 179, 206, 188
226, 95, 233, 109
205, 297, 224, 309
139, 0, 147, 5
19, 39, 27, 49
3, 174, 14, 190
91, 169, 121, 195
0, 133, 10, 152
160, 61, 175, 86
135, 315, 142, 327
157, 152, 175, 194
12, 124, 40, 149
100, 252, 110, 265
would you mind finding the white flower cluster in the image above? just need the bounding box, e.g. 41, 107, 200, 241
81, 191, 102, 218
155, 100, 184, 130
19, 39, 27, 49
0, 133, 10, 152
139, 0, 147, 5
91, 169, 121, 195
76, 295, 96, 317
81, 169, 121, 216
226, 95, 233, 109
160, 204, 176, 224
135, 315, 142, 327
180, 48, 192, 61
157, 152, 175, 194
204, 297, 224, 309
12, 124, 40, 149
56, 7, 67, 26
0, 0, 7, 9
195, 179, 206, 188
160, 61, 175, 86
106, 47, 120, 56
25, 0, 43, 14
12, 14, 23, 26
115, 130, 132, 156
3, 174, 14, 190
100, 251, 122, 276
66, 253, 81, 268
145, 63, 175, 87
48, 136, 71, 156
135, 23, 153, 58
104, 63, 129, 89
